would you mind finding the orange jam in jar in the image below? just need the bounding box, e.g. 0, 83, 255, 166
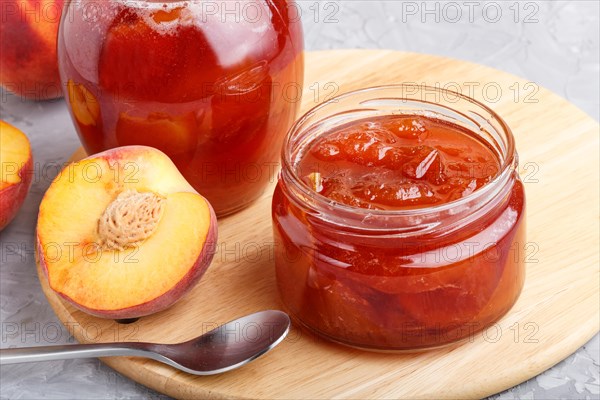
272, 86, 526, 350
58, 0, 304, 216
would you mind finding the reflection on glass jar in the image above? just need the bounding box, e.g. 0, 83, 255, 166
272, 86, 526, 351
59, 0, 304, 216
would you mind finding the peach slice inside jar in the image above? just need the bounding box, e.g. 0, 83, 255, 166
67, 79, 100, 126
115, 111, 198, 160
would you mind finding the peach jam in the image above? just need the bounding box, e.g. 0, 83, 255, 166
272, 86, 526, 350
58, 0, 304, 216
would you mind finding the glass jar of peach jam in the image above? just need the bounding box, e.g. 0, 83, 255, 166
272, 85, 526, 351
58, 0, 304, 216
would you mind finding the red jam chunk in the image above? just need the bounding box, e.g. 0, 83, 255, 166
59, 0, 304, 216
273, 114, 525, 350
297, 116, 500, 209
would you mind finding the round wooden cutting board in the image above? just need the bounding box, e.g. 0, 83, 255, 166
38, 50, 599, 399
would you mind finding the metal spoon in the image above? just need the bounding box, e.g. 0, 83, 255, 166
0, 310, 290, 375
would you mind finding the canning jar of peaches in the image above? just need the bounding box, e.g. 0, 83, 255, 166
58, 0, 304, 216
272, 85, 526, 351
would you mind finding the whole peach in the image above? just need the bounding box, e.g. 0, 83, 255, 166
0, 0, 64, 100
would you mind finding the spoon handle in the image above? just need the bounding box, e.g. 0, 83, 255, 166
0, 343, 154, 364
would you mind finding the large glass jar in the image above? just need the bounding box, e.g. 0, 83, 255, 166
272, 85, 526, 351
58, 0, 304, 216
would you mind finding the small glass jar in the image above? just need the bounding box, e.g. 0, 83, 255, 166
58, 0, 304, 216
272, 85, 526, 351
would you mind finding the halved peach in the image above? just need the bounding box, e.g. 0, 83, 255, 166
0, 121, 33, 230
36, 146, 217, 319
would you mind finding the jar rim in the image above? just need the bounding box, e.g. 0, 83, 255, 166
281, 84, 517, 217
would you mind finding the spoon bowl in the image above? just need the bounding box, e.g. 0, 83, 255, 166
143, 310, 291, 374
